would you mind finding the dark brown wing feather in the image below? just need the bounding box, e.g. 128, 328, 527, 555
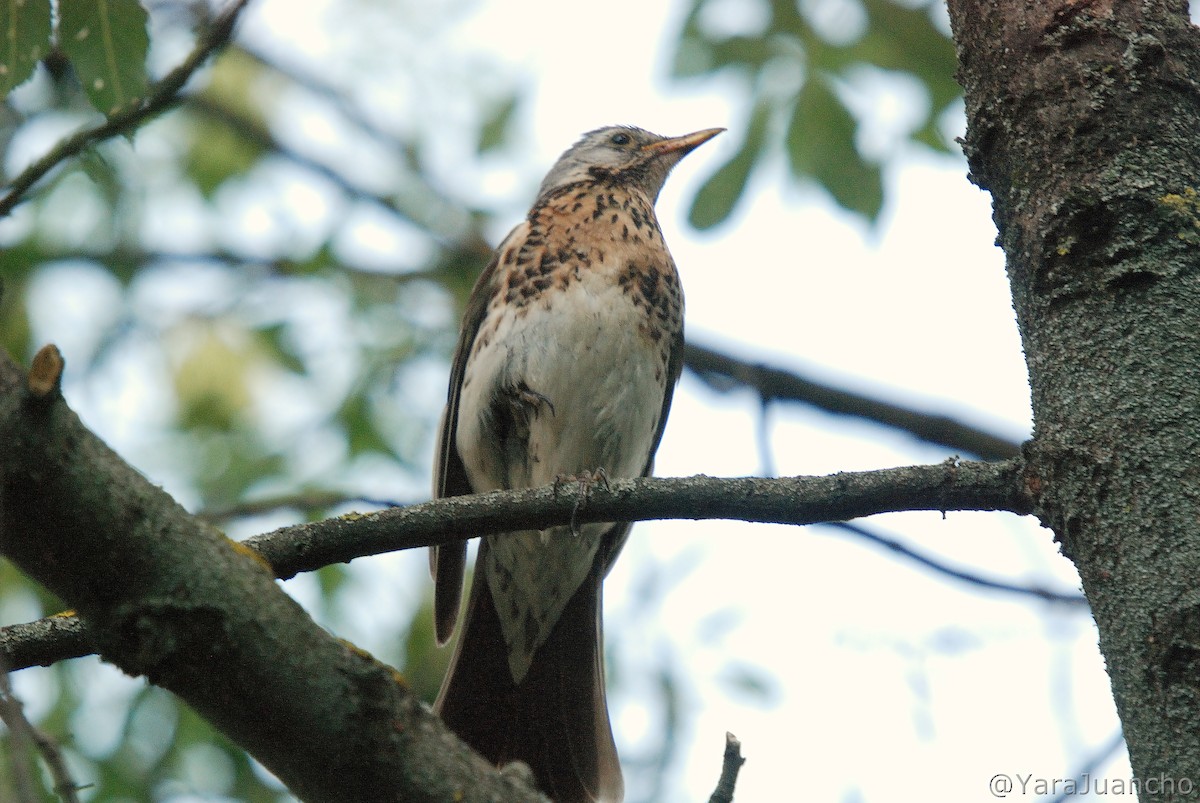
430, 238, 510, 645
435, 539, 623, 803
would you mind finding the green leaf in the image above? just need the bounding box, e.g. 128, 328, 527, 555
173, 328, 252, 432
401, 590, 454, 703
787, 0, 960, 156
856, 0, 961, 134
316, 563, 350, 598
78, 146, 122, 207
257, 323, 307, 375
668, 1, 708, 78
688, 100, 769, 230
185, 113, 267, 197
58, 0, 149, 116
912, 116, 954, 154
0, 0, 51, 97
477, 93, 518, 154
858, 0, 956, 88
786, 75, 883, 220
339, 392, 393, 457
0, 245, 38, 359
707, 35, 774, 72
671, 32, 712, 79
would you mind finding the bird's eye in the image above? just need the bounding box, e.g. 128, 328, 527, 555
610, 132, 631, 146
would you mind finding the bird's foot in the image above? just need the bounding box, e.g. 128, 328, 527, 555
554, 468, 610, 535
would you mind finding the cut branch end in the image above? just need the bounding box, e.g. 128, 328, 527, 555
707, 731, 746, 803
27, 345, 64, 399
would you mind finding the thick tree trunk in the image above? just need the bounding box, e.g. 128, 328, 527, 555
948, 0, 1200, 796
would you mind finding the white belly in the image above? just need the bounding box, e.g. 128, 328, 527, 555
456, 271, 664, 492
455, 270, 667, 681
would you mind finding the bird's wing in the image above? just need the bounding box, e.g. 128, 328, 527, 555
600, 270, 685, 576
431, 222, 526, 644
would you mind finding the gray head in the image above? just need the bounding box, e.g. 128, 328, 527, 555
537, 125, 723, 203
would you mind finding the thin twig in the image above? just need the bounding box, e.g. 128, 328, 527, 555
707, 732, 745, 803
234, 43, 399, 148
8, 245, 449, 289
0, 0, 255, 217
231, 41, 488, 239
197, 490, 397, 523
1044, 731, 1126, 803
185, 93, 493, 258
824, 521, 1087, 606
0, 667, 37, 803
684, 341, 1025, 461
755, 393, 776, 477
244, 461, 1034, 580
0, 655, 81, 802
2, 461, 1038, 671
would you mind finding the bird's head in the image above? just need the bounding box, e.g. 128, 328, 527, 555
537, 125, 723, 203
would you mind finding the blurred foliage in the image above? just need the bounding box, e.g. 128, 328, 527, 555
675, 0, 957, 224
0, 0, 959, 800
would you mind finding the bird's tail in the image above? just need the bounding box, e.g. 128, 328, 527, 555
434, 540, 623, 803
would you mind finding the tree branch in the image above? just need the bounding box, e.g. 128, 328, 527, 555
26, 244, 450, 283
684, 341, 1025, 461
185, 92, 493, 258
197, 489, 384, 522
707, 732, 745, 803
1044, 731, 1125, 803
0, 347, 547, 802
0, 614, 95, 670
0, 0, 254, 217
228, 41, 491, 248
0, 664, 38, 803
3, 455, 1036, 671
246, 457, 1034, 580
0, 651, 81, 802
823, 521, 1086, 605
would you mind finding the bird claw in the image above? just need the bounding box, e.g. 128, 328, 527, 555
554, 469, 609, 536
591, 467, 611, 491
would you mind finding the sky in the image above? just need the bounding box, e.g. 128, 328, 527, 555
10, 0, 1135, 800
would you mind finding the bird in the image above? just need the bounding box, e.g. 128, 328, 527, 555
431, 124, 722, 803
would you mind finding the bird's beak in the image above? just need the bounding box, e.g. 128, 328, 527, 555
641, 128, 725, 157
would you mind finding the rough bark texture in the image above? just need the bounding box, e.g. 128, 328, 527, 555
948, 0, 1200, 795
0, 350, 546, 803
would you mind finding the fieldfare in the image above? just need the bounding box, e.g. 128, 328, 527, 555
431, 124, 722, 803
